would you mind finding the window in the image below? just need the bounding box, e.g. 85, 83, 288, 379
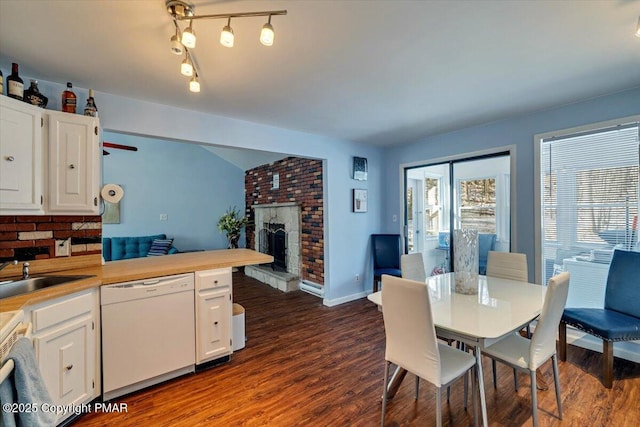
539, 120, 639, 287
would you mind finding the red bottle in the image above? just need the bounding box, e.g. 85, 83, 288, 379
61, 82, 76, 113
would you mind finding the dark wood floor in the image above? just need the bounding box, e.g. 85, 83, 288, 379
77, 271, 640, 426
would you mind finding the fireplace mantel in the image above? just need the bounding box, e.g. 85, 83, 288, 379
252, 202, 299, 209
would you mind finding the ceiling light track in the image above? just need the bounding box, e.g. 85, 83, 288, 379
166, 1, 287, 93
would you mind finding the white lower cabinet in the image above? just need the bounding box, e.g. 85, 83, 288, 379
30, 289, 99, 425
195, 268, 232, 364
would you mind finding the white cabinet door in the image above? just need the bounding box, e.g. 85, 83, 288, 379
196, 288, 231, 363
34, 317, 94, 422
0, 96, 43, 214
30, 289, 98, 424
46, 111, 100, 214
195, 268, 232, 364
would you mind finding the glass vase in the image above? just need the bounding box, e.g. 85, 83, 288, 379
453, 228, 479, 294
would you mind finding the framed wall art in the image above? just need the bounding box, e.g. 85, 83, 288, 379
353, 189, 368, 213
353, 156, 368, 181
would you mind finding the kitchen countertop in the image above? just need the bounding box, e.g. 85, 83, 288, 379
0, 249, 273, 312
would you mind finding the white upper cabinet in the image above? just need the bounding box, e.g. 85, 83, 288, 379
46, 111, 100, 214
0, 96, 44, 214
0, 95, 101, 215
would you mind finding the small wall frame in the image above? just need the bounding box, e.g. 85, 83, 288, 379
353, 156, 368, 181
353, 189, 368, 213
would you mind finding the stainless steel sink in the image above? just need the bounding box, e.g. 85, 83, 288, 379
0, 275, 94, 299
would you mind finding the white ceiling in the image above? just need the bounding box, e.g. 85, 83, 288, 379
1, 0, 639, 147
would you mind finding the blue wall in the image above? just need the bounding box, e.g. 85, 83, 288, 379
383, 86, 640, 282
101, 132, 245, 251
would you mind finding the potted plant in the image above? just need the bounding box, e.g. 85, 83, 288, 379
217, 206, 249, 249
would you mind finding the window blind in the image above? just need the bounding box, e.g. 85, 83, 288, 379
541, 121, 640, 290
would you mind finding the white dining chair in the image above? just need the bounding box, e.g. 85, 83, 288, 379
481, 271, 570, 427
380, 274, 482, 427
486, 251, 528, 282
486, 250, 529, 388
401, 253, 426, 282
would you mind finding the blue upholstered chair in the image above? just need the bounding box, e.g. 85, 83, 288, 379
372, 234, 402, 292
559, 249, 640, 388
478, 233, 497, 275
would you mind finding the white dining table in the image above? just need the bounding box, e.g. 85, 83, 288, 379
367, 272, 547, 427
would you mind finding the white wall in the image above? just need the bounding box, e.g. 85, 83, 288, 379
1, 73, 384, 304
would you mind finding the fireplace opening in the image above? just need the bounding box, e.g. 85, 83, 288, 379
259, 222, 287, 272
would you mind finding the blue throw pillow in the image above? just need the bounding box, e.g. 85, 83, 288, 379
147, 238, 174, 256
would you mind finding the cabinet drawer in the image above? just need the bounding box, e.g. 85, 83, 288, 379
31, 291, 94, 333
195, 268, 232, 291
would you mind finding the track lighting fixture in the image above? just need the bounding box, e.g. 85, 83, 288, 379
220, 18, 235, 48
170, 29, 183, 55
181, 22, 196, 49
180, 55, 193, 77
260, 16, 274, 47
636, 16, 640, 38
166, 0, 287, 93
189, 75, 200, 93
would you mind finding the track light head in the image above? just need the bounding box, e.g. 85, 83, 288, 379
221, 18, 234, 48
181, 57, 193, 76
189, 76, 200, 93
636, 16, 640, 38
182, 24, 196, 48
170, 34, 183, 55
260, 20, 274, 46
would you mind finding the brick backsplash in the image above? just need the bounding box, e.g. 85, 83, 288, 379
245, 157, 324, 285
0, 216, 102, 261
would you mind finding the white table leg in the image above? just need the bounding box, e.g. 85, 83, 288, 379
475, 345, 488, 426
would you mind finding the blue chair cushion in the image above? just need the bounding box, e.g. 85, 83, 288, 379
102, 238, 112, 262
478, 233, 497, 275
604, 250, 640, 319
562, 307, 640, 341
374, 268, 402, 278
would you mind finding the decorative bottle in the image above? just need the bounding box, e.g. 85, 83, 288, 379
24, 80, 48, 108
83, 89, 98, 117
6, 63, 24, 101
61, 82, 77, 113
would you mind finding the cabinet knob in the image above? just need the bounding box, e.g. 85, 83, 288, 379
5, 156, 14, 162
214, 321, 219, 325
65, 364, 73, 371
69, 164, 75, 169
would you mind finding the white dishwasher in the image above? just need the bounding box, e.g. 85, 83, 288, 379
101, 273, 195, 401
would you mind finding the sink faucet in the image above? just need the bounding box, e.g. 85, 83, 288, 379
0, 260, 17, 272
22, 262, 30, 279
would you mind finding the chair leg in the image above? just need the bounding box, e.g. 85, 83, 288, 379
603, 340, 614, 389
415, 375, 420, 400
381, 361, 390, 427
374, 276, 380, 293
513, 368, 518, 391
559, 321, 567, 361
552, 355, 563, 419
492, 359, 497, 388
436, 387, 442, 427
530, 370, 538, 427
463, 370, 469, 410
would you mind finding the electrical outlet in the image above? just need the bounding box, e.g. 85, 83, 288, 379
355, 274, 360, 281
55, 238, 71, 257
160, 214, 168, 221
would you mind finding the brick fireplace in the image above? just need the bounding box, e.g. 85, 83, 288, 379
244, 156, 324, 291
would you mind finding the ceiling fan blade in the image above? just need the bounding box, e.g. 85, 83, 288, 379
103, 142, 138, 151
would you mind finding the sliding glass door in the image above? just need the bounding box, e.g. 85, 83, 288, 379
404, 153, 510, 276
